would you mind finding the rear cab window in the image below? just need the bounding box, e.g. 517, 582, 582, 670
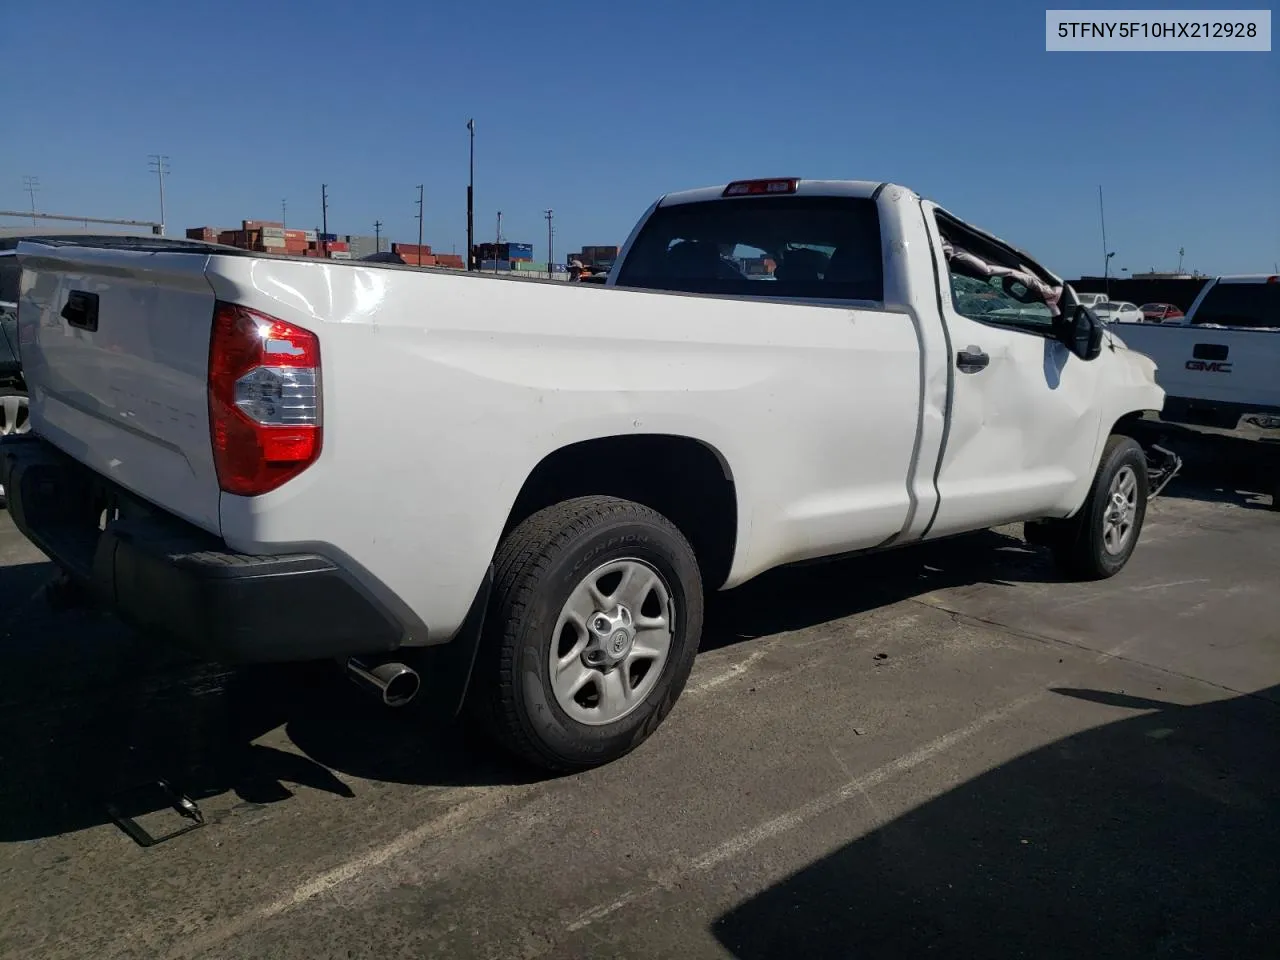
614, 195, 884, 302
1192, 280, 1279, 328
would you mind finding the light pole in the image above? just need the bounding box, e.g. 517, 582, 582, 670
321, 183, 330, 258
545, 209, 554, 277
374, 219, 382, 253
466, 118, 475, 272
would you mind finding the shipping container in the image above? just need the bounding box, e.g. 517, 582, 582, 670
284, 229, 306, 242
303, 229, 318, 241
480, 260, 512, 271
507, 242, 534, 260
261, 227, 286, 240
435, 254, 464, 269
329, 251, 353, 260
392, 242, 432, 256
318, 232, 338, 243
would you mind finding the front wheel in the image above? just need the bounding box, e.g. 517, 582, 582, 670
1049, 435, 1150, 580
470, 495, 703, 772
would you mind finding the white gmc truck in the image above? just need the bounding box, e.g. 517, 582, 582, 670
3, 178, 1174, 772
1105, 274, 1280, 433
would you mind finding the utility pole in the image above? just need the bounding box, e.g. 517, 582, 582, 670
545, 209, 554, 277
1177, 246, 1185, 274
282, 198, 288, 228
496, 210, 502, 244
321, 183, 329, 258
374, 219, 382, 253
466, 118, 476, 272
22, 176, 39, 225
415, 185, 424, 266
148, 155, 170, 235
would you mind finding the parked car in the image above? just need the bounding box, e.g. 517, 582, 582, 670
3, 178, 1173, 772
1091, 301, 1144, 324
1074, 292, 1108, 307
1140, 302, 1185, 323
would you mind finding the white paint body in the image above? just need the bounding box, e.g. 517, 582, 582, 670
15, 182, 1165, 646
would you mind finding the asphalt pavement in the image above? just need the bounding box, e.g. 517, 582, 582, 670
0, 448, 1277, 959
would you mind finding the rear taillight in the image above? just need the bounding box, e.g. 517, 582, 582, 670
208, 301, 321, 496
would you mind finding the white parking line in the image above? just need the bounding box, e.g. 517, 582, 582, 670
164, 786, 533, 960
686, 648, 769, 695
566, 688, 1046, 932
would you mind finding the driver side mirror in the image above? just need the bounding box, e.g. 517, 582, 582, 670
1064, 303, 1104, 360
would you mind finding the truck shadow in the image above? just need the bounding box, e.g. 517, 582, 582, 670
0, 525, 1062, 843
1130, 418, 1279, 509
710, 684, 1280, 959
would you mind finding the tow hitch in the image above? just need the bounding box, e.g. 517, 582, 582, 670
1144, 443, 1182, 500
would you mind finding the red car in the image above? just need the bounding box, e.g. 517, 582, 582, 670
1140, 302, 1185, 323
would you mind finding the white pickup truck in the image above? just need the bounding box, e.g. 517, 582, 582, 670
3, 179, 1174, 772
1103, 274, 1280, 433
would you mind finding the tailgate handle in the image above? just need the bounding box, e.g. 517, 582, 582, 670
1192, 342, 1228, 361
61, 291, 100, 332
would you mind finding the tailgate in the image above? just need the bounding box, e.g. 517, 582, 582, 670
1112, 324, 1280, 409
16, 238, 224, 534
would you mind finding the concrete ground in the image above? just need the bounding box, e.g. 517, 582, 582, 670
0, 444, 1276, 959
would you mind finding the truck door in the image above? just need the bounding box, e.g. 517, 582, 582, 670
917, 202, 1106, 538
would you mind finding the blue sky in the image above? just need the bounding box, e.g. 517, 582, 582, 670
6, 1, 1277, 276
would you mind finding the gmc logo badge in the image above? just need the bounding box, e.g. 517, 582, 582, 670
1185, 360, 1233, 373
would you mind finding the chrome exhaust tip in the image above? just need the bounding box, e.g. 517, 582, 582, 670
346, 657, 420, 707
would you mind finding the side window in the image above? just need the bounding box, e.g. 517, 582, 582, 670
935, 215, 1061, 336
949, 273, 1054, 329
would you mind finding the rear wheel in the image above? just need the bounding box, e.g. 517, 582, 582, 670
470, 495, 703, 772
0, 387, 30, 506
1047, 435, 1149, 580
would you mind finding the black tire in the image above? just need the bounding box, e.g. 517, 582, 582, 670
469, 495, 704, 772
1049, 434, 1149, 580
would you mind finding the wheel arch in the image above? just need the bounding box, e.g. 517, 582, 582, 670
500, 433, 740, 591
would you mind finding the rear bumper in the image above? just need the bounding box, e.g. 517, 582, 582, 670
0, 434, 405, 664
